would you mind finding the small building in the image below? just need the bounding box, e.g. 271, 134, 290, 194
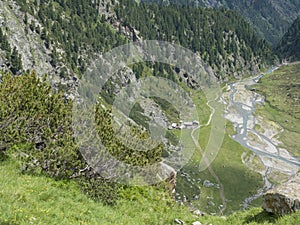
183, 121, 193, 127
179, 125, 186, 129
193, 120, 199, 125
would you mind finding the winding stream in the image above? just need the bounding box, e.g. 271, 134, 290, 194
223, 66, 300, 207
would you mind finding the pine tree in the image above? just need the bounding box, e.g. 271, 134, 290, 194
10, 47, 23, 74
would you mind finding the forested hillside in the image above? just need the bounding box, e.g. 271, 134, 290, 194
9, 0, 126, 77
116, 0, 275, 79
152, 0, 300, 46
206, 0, 300, 46
276, 17, 300, 61
0, 0, 276, 81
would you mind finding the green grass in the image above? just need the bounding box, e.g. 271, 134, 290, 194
0, 159, 193, 225
169, 90, 264, 214
187, 122, 263, 214
225, 207, 300, 225
254, 63, 300, 157
1, 158, 299, 224
3, 66, 299, 224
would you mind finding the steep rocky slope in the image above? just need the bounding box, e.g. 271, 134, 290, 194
0, 1, 52, 75
0, 0, 79, 98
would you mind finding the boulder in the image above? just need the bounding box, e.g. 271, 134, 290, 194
263, 173, 300, 216
193, 209, 205, 216
157, 162, 177, 194
192, 221, 202, 225
203, 180, 214, 188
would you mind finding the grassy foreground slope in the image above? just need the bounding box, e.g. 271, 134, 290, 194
0, 158, 190, 225
254, 63, 300, 157
1, 158, 300, 225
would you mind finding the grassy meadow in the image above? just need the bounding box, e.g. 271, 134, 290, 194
254, 63, 300, 157
170, 90, 264, 215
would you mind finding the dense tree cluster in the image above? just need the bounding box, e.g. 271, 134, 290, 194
144, 0, 300, 46
95, 106, 162, 166
0, 71, 81, 177
15, 0, 126, 76
276, 17, 300, 62
116, 0, 275, 77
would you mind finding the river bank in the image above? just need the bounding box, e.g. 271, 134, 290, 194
222, 66, 300, 207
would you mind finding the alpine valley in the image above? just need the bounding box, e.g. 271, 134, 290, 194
0, 0, 299, 224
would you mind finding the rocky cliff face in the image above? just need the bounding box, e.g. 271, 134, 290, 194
0, 0, 53, 75
0, 0, 79, 99
263, 173, 300, 216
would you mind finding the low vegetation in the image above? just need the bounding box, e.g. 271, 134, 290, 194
169, 90, 264, 214
254, 63, 300, 157
1, 159, 299, 224
0, 71, 163, 206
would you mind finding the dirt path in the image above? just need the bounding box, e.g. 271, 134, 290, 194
281, 60, 300, 66
191, 93, 227, 215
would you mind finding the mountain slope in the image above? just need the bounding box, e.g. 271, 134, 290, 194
211, 0, 300, 46
116, 0, 275, 79
1, 0, 298, 220
0, 0, 276, 82
276, 17, 300, 61
156, 0, 300, 46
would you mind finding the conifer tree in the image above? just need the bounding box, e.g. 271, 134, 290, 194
10, 47, 23, 74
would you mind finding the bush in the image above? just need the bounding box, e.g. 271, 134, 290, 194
0, 71, 83, 178
78, 176, 120, 205
0, 71, 171, 205
0, 71, 121, 204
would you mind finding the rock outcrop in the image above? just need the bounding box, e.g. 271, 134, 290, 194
263, 173, 300, 216
0, 0, 53, 75
158, 162, 177, 194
